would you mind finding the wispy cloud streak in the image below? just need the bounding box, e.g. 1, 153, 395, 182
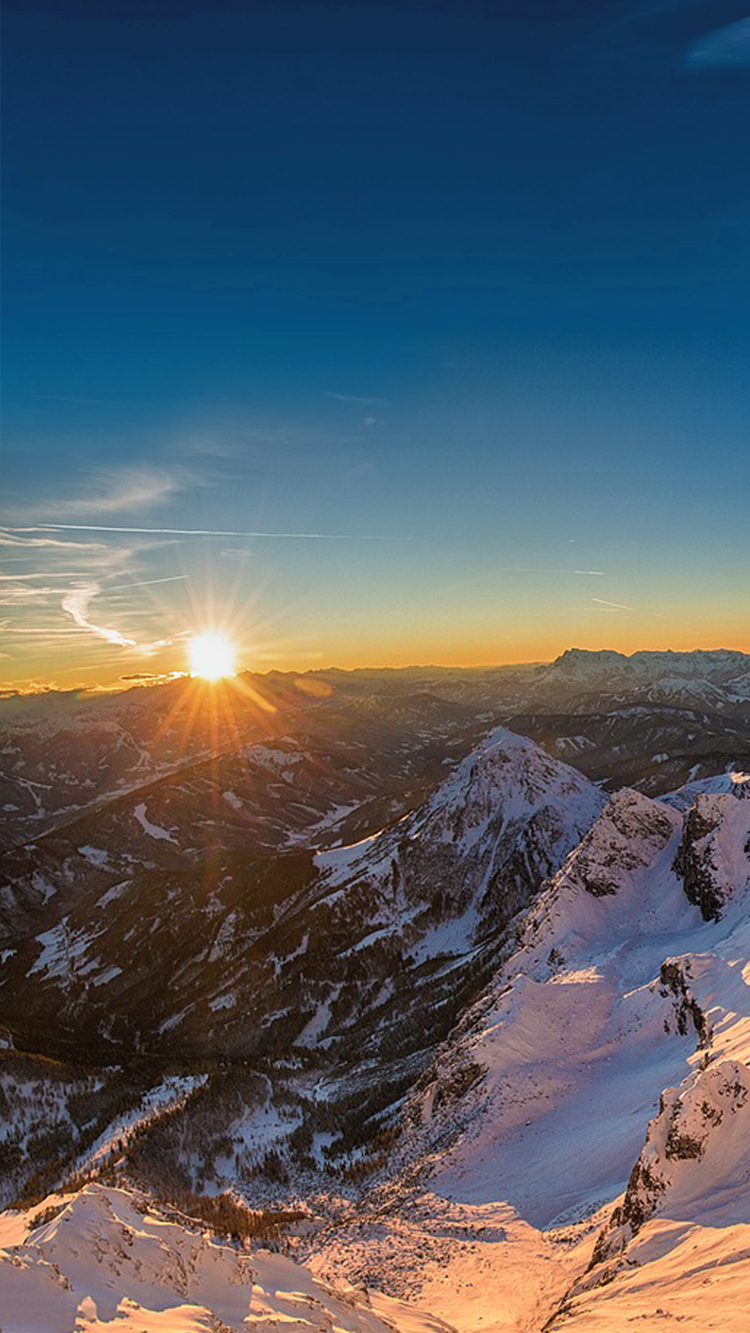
61, 585, 137, 647
59, 582, 181, 655
0, 529, 110, 553
686, 18, 750, 68
5, 466, 188, 525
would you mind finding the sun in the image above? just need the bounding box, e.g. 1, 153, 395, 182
188, 631, 236, 681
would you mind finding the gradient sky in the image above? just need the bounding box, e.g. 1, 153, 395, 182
2, 0, 749, 690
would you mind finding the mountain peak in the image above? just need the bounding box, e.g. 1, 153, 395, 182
546, 646, 750, 680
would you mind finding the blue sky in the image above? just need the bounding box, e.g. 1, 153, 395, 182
2, 1, 749, 686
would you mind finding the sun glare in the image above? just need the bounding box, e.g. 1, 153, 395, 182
188, 631, 236, 681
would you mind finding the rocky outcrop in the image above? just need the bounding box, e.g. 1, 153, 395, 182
555, 788, 676, 899
658, 957, 711, 1047
588, 1060, 750, 1272
730, 771, 750, 799
674, 793, 750, 920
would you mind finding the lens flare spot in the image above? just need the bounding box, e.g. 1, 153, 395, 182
188, 631, 236, 681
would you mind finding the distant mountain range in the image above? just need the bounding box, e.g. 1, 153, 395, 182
2, 648, 749, 847
1, 647, 749, 1331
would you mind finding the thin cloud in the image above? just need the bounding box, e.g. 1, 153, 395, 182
0, 530, 138, 606
47, 466, 185, 518
59, 582, 178, 656
0, 626, 88, 635
220, 549, 254, 561
685, 18, 750, 67
327, 392, 391, 407
5, 465, 188, 525
0, 571, 91, 581
120, 671, 185, 683
0, 584, 76, 606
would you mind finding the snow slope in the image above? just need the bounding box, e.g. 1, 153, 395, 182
554, 1059, 750, 1329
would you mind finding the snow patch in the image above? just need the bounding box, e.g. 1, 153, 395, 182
134, 802, 177, 843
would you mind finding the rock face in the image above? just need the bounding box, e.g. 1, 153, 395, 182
504, 787, 682, 981
673, 793, 750, 920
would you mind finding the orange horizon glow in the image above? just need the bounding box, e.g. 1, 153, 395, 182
3, 623, 750, 698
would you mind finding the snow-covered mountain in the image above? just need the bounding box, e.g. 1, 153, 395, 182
0, 727, 605, 1210
537, 646, 750, 696
293, 774, 750, 1330
2, 657, 750, 1331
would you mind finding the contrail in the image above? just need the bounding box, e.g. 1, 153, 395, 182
592, 596, 633, 611
37, 524, 387, 541
498, 567, 605, 577
106, 575, 188, 591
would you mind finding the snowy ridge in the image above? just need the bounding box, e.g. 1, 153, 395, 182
315, 724, 607, 942
497, 787, 682, 981
405, 727, 604, 848
594, 1058, 750, 1258
529, 647, 750, 719
664, 768, 750, 810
